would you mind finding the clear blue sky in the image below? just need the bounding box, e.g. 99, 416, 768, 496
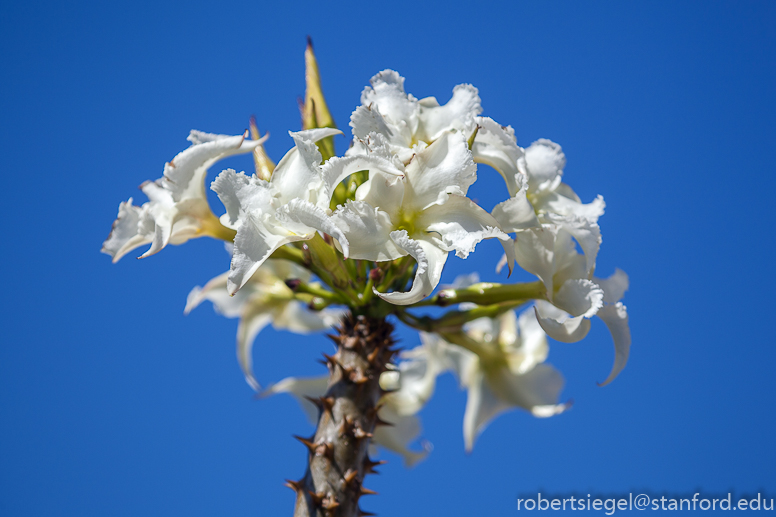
1, 0, 774, 515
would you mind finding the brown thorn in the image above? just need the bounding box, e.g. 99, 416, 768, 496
319, 396, 335, 415
360, 486, 379, 496
314, 442, 334, 458
304, 396, 323, 411
343, 468, 358, 484
284, 479, 303, 492
308, 490, 324, 506
338, 417, 355, 437
366, 347, 380, 363
321, 496, 340, 511
293, 434, 316, 452
353, 427, 373, 440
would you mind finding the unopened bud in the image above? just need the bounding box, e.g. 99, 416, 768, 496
285, 278, 302, 290
369, 267, 384, 283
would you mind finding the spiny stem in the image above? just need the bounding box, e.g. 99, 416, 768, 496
288, 314, 397, 517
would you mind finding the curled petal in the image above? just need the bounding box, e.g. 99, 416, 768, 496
228, 213, 303, 295
540, 191, 606, 223
361, 69, 419, 142
553, 279, 604, 318
463, 364, 566, 451
162, 132, 260, 202
597, 302, 631, 386
514, 226, 559, 294
354, 169, 405, 218
372, 405, 428, 467
534, 300, 591, 343
546, 213, 601, 276
519, 138, 565, 193
184, 271, 246, 318
350, 105, 395, 142
270, 128, 342, 206
321, 152, 404, 205
276, 199, 349, 257
331, 201, 405, 261
419, 195, 515, 271
491, 174, 539, 232
595, 268, 629, 304
101, 198, 155, 262
404, 131, 477, 211
236, 303, 274, 391
211, 169, 274, 227
374, 232, 448, 305
273, 302, 346, 333
471, 117, 524, 196
418, 83, 481, 142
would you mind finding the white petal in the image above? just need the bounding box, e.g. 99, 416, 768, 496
228, 213, 302, 295
471, 117, 524, 196
513, 308, 550, 372
187, 130, 236, 145
491, 175, 539, 232
270, 129, 342, 205
539, 191, 606, 223
553, 279, 604, 318
330, 201, 405, 261
520, 139, 565, 193
211, 169, 274, 227
533, 301, 591, 343
276, 199, 349, 257
374, 232, 448, 305
420, 195, 515, 265
350, 105, 395, 142
261, 375, 329, 423
546, 213, 601, 276
184, 271, 246, 318
372, 405, 428, 467
321, 152, 404, 206
361, 70, 418, 143
463, 361, 568, 451
403, 132, 477, 211
462, 369, 509, 452
101, 198, 155, 262
273, 302, 345, 333
388, 332, 465, 416
236, 305, 273, 391
514, 226, 559, 294
418, 84, 481, 142
596, 302, 631, 386
162, 132, 259, 203
354, 169, 405, 218
595, 268, 629, 304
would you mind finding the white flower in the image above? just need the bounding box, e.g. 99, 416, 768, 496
102, 131, 263, 262
591, 268, 631, 386
212, 128, 403, 295
444, 308, 569, 451
184, 258, 344, 390
478, 124, 605, 227
349, 70, 482, 164
332, 131, 515, 305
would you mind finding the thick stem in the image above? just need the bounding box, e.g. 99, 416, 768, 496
288, 313, 397, 517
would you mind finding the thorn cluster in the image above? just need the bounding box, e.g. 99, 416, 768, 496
289, 314, 396, 517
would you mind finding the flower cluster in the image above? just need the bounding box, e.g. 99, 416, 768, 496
103, 54, 630, 460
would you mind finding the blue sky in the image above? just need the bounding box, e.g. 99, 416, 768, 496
1, 1, 774, 515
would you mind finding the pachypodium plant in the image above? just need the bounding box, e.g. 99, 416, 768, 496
103, 40, 631, 517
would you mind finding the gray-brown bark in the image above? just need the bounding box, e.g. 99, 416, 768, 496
288, 313, 397, 517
